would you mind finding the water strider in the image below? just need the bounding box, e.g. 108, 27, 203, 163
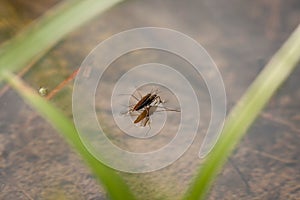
125, 88, 180, 130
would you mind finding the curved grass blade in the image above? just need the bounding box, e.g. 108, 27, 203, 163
0, 0, 125, 74
183, 24, 300, 200
2, 71, 136, 200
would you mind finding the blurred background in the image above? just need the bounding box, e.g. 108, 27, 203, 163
0, 0, 299, 199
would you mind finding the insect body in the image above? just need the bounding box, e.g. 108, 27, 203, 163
131, 93, 151, 111
134, 106, 158, 127
134, 107, 150, 126
130, 92, 162, 112
122, 88, 180, 131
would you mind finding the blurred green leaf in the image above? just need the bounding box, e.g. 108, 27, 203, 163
0, 0, 124, 75
2, 70, 136, 200
183, 25, 300, 200
0, 0, 135, 199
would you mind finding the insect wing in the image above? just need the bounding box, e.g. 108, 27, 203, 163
134, 109, 148, 124
132, 93, 151, 111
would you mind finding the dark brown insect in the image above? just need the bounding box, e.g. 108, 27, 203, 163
131, 93, 151, 111
133, 106, 159, 126
134, 105, 181, 128
122, 89, 180, 131
134, 107, 150, 126
130, 92, 162, 112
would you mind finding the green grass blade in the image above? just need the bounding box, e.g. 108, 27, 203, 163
183, 24, 300, 200
0, 0, 125, 74
2, 71, 136, 200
